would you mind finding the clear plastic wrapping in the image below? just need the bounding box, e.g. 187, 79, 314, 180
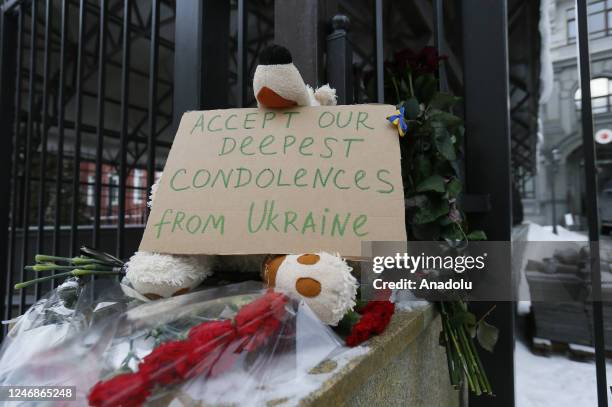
0, 280, 343, 406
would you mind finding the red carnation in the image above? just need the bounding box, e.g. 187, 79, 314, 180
345, 301, 395, 347
138, 340, 192, 386
88, 372, 150, 407
88, 291, 290, 404
187, 320, 237, 376
189, 320, 236, 350
345, 320, 373, 347
235, 291, 288, 351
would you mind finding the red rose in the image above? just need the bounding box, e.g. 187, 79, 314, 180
139, 340, 192, 386
392, 46, 447, 75
88, 372, 150, 407
345, 301, 395, 347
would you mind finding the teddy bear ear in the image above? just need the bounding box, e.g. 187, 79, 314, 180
259, 44, 292, 65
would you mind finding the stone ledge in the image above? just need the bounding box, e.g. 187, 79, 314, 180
298, 304, 457, 407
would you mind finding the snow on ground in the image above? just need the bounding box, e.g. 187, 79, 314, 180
516, 339, 612, 406
525, 222, 589, 242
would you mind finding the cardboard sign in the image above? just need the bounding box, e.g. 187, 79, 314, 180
139, 105, 406, 257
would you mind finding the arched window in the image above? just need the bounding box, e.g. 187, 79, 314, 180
575, 77, 612, 113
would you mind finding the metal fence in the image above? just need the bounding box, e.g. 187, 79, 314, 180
2, 1, 608, 406
0, 1, 515, 406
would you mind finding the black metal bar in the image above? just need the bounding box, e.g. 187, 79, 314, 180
117, 0, 130, 259
462, 1, 514, 407
432, 0, 448, 93
173, 0, 229, 123
5, 7, 25, 326
274, 0, 322, 86
237, 0, 247, 107
20, 0, 38, 314
93, 0, 107, 248
147, 0, 159, 206
575, 2, 608, 406
34, 0, 52, 300
374, 0, 384, 103
70, 0, 86, 257
326, 15, 353, 104
7, 6, 24, 323
0, 5, 19, 330
53, 0, 68, 261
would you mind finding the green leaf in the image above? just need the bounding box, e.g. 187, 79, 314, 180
450, 309, 476, 329
335, 310, 362, 336
477, 320, 499, 352
414, 156, 432, 180
403, 97, 421, 120
450, 160, 461, 177
411, 198, 449, 224
416, 175, 446, 193
433, 126, 456, 161
414, 74, 437, 104
430, 110, 463, 127
405, 194, 429, 208
430, 92, 461, 110
466, 230, 487, 241
446, 178, 462, 198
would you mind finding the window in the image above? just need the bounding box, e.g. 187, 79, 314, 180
567, 1, 612, 43
575, 77, 612, 114
133, 169, 144, 204
86, 175, 95, 206
109, 174, 120, 206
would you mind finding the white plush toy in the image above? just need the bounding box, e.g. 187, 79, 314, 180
125, 45, 356, 325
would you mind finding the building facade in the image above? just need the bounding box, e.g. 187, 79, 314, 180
530, 0, 612, 230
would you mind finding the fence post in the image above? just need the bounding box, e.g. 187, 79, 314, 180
0, 6, 18, 336
275, 0, 330, 86
462, 1, 515, 407
326, 15, 353, 105
173, 0, 230, 127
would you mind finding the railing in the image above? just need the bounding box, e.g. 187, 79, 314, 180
0, 0, 175, 319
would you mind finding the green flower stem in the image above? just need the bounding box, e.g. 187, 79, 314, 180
457, 324, 483, 395
71, 257, 108, 266
408, 72, 415, 98
34, 254, 110, 266
442, 324, 461, 388
466, 324, 492, 394
391, 76, 401, 104
14, 269, 123, 290
441, 303, 477, 393
34, 254, 72, 264
26, 264, 115, 272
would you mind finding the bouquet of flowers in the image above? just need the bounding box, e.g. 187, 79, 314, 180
0, 280, 343, 406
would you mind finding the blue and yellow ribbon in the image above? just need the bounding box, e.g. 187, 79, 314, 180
387, 106, 409, 137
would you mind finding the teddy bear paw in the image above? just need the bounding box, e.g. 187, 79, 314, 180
125, 252, 213, 299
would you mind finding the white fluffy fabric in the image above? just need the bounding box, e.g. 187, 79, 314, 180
312, 84, 337, 106
125, 252, 214, 298
253, 64, 311, 106
274, 252, 358, 326
147, 180, 159, 209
